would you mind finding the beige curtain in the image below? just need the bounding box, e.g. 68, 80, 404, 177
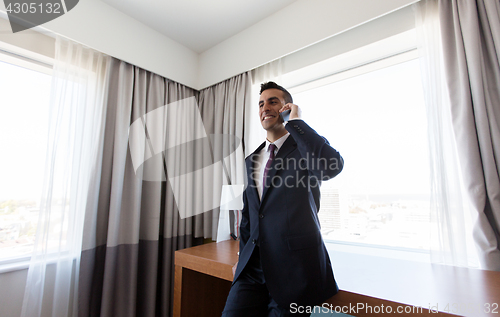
439, 0, 500, 271
416, 0, 500, 270
414, 0, 478, 268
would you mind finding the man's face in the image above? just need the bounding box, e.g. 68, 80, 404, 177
259, 88, 285, 131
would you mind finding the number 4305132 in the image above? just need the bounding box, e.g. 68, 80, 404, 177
6, 2, 62, 14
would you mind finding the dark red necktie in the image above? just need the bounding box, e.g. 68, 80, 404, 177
263, 144, 277, 188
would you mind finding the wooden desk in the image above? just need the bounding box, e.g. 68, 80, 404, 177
174, 240, 500, 317
174, 240, 236, 317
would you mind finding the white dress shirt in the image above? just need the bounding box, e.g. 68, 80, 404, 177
255, 132, 290, 200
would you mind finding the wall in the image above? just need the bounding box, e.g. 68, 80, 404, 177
0, 263, 61, 317
197, 0, 418, 89
0, 0, 419, 89
280, 4, 416, 80
0, 0, 199, 89
0, 269, 27, 317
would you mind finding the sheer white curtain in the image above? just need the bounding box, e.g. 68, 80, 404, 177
414, 1, 478, 268
21, 36, 109, 317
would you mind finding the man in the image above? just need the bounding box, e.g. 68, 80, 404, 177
222, 82, 343, 316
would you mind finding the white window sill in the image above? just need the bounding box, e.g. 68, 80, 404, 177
325, 240, 431, 263
0, 251, 77, 274
0, 256, 31, 273
323, 241, 499, 317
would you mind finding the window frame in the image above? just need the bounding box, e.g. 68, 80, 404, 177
282, 29, 433, 261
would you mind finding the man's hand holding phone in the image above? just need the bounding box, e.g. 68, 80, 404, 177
280, 103, 301, 121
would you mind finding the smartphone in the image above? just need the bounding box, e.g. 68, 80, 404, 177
280, 109, 291, 122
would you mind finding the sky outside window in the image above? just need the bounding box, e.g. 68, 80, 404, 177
294, 59, 431, 250
0, 59, 51, 259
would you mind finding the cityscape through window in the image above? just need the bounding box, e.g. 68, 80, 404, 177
294, 58, 431, 251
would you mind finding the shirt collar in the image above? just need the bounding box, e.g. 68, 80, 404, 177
265, 132, 290, 153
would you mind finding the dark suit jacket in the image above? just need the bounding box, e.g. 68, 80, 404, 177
234, 119, 344, 308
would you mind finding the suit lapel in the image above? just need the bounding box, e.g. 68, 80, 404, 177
260, 136, 297, 202
246, 142, 265, 201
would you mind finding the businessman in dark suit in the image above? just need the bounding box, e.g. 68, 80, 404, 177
222, 82, 343, 316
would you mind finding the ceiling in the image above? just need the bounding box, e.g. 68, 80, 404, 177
101, 0, 299, 53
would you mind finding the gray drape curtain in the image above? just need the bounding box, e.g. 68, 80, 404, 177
438, 0, 500, 270
78, 57, 251, 316
198, 73, 252, 239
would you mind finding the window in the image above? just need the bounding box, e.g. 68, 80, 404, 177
0, 52, 52, 261
292, 55, 431, 253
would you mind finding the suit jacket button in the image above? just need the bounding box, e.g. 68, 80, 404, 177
252, 239, 257, 244
259, 214, 264, 219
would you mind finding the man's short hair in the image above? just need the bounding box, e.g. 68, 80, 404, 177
260, 81, 293, 104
